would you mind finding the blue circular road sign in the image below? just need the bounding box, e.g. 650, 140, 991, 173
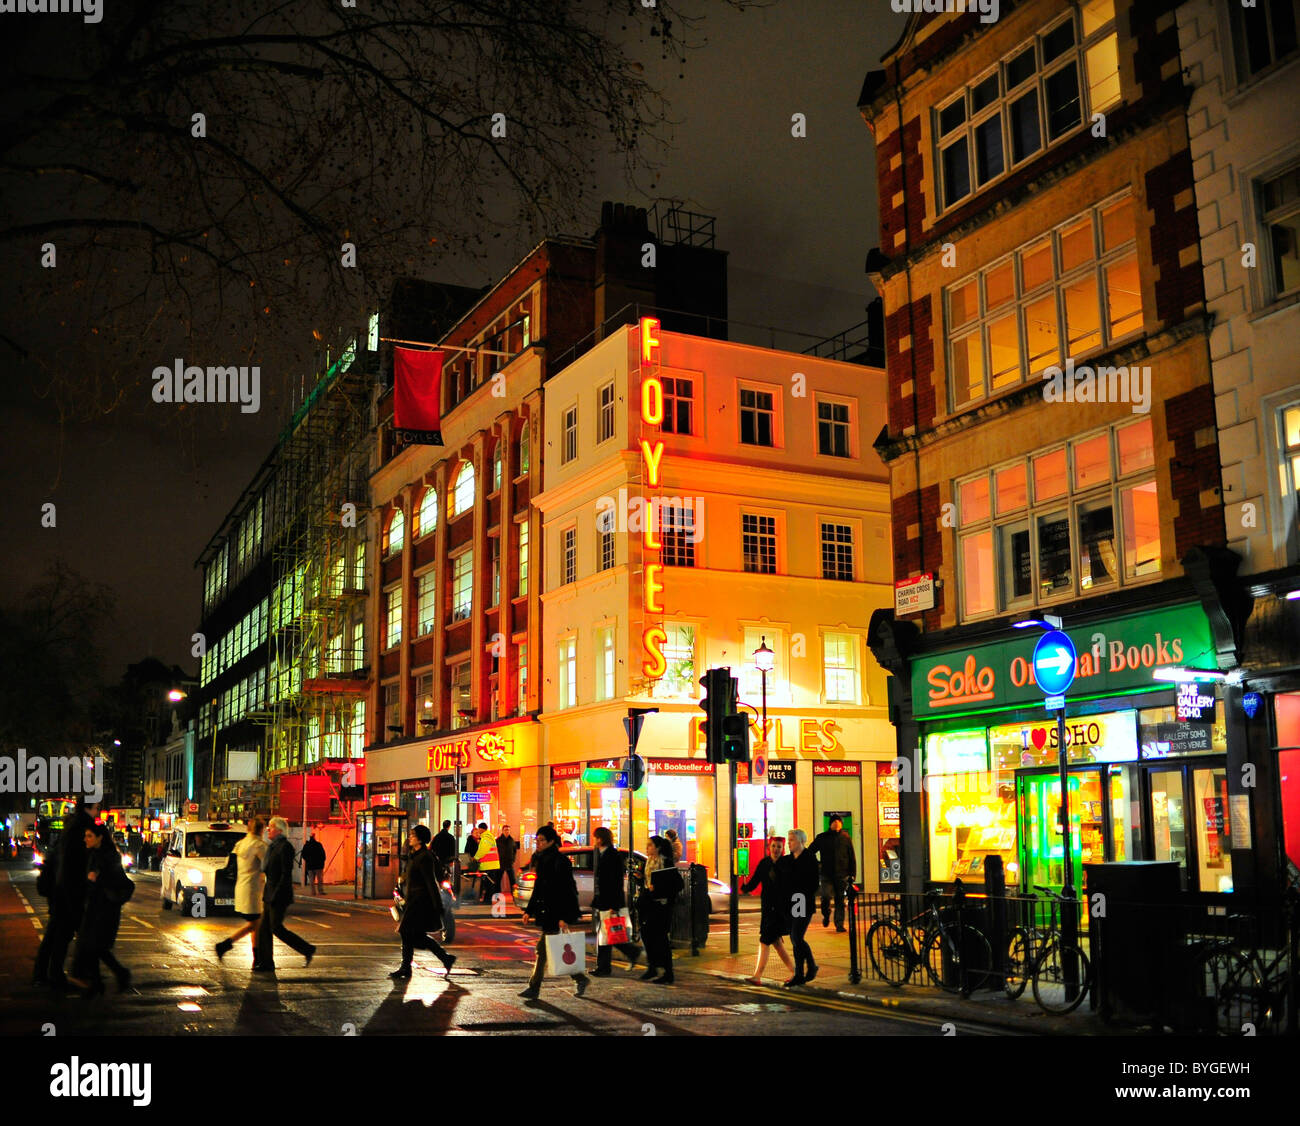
1032, 630, 1077, 696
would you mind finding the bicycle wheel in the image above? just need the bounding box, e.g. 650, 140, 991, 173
1032, 941, 1092, 1014
923, 926, 991, 994
1191, 945, 1263, 1035
866, 920, 913, 987
1004, 928, 1031, 999
957, 928, 995, 997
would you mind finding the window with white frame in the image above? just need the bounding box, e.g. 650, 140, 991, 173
517, 519, 529, 597
368, 311, 380, 352
450, 461, 475, 517
817, 399, 851, 457
742, 513, 777, 574
326, 631, 343, 674
351, 619, 365, 670
595, 626, 616, 701
598, 382, 616, 443
1260, 165, 1300, 302
385, 507, 405, 556
740, 386, 776, 447
956, 417, 1160, 619
936, 1, 1120, 212
947, 192, 1140, 409
384, 584, 403, 649
1230, 0, 1300, 82
562, 526, 577, 585
598, 526, 616, 572
562, 405, 578, 464
663, 377, 695, 435
654, 623, 698, 698
450, 550, 473, 621
824, 632, 861, 704
661, 503, 697, 567
741, 627, 786, 705
415, 487, 438, 538
1276, 403, 1300, 560
821, 522, 855, 581
416, 570, 436, 636
352, 540, 366, 590
558, 636, 577, 708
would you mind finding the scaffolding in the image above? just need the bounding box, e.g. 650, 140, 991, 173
248, 333, 376, 820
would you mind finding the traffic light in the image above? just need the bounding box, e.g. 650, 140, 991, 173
699, 667, 732, 764
722, 709, 750, 763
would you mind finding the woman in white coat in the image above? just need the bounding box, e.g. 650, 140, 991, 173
215, 817, 268, 967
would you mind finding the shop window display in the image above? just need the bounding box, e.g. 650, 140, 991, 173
926, 771, 1018, 884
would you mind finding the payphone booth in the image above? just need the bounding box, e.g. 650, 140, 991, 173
356, 807, 408, 899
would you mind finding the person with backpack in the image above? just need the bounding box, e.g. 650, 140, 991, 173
254, 817, 317, 972
519, 824, 589, 1000
636, 836, 683, 985
66, 822, 133, 996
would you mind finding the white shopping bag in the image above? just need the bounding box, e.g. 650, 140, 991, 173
545, 931, 587, 977
597, 908, 632, 947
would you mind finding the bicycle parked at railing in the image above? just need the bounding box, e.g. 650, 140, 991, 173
1002, 885, 1092, 1015
866, 886, 994, 997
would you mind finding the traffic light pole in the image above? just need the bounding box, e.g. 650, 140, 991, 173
729, 757, 739, 955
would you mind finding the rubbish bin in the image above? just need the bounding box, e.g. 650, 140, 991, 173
1084, 861, 1182, 1025
669, 863, 710, 951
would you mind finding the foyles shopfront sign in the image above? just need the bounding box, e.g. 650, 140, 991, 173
910, 604, 1214, 716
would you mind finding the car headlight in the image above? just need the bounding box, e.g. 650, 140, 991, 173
123, 856, 133, 869
187, 868, 204, 884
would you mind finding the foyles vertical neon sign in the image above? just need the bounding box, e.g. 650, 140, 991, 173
639, 318, 668, 679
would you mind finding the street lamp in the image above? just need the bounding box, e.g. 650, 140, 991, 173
167, 689, 186, 703
754, 637, 774, 841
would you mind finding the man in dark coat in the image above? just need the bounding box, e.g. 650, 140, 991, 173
519, 825, 589, 999
254, 817, 316, 972
809, 816, 856, 932
300, 831, 326, 896
496, 823, 518, 896
432, 820, 456, 866
68, 822, 133, 995
33, 803, 94, 987
128, 826, 144, 869
778, 828, 821, 987
389, 824, 455, 979
591, 826, 640, 975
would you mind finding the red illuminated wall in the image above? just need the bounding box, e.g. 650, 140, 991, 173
1276, 693, 1300, 870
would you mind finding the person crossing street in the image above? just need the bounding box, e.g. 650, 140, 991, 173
254, 817, 316, 972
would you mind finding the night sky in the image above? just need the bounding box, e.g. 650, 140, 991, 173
0, 1, 903, 678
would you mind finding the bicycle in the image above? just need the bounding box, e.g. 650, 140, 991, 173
1189, 889, 1295, 1035
866, 887, 994, 997
1003, 886, 1091, 1014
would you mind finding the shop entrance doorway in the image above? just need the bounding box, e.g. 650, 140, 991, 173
1017, 769, 1106, 892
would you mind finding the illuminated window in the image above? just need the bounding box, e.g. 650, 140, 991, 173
416, 570, 436, 636
820, 522, 854, 581
451, 663, 471, 729
742, 626, 786, 704
450, 462, 475, 517
368, 311, 380, 352
595, 626, 616, 701
383, 682, 401, 734
740, 388, 776, 447
598, 526, 616, 572
936, 3, 1119, 212
824, 632, 860, 704
948, 193, 1140, 408
661, 503, 697, 567
662, 378, 694, 435
516, 641, 528, 714
493, 444, 503, 493
517, 519, 529, 597
598, 382, 616, 443
742, 513, 777, 574
385, 507, 405, 555
817, 399, 851, 457
451, 551, 473, 622
414, 671, 434, 727
562, 527, 576, 585
491, 538, 501, 606
518, 421, 530, 477
415, 487, 438, 538
654, 623, 698, 698
384, 585, 403, 649
558, 636, 577, 708
1260, 165, 1300, 301
562, 406, 578, 464
955, 417, 1159, 619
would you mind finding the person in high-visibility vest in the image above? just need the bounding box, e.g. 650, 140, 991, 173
474, 822, 500, 902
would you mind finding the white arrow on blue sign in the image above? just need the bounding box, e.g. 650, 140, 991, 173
1032, 630, 1077, 696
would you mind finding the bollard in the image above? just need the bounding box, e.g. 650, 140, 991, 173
986, 855, 1006, 980
847, 882, 861, 984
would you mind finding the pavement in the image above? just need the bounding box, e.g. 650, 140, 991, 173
290, 878, 1115, 1036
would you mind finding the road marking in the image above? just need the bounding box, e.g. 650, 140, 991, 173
316, 909, 352, 918
130, 916, 155, 929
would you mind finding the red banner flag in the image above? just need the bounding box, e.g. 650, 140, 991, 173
393, 347, 444, 443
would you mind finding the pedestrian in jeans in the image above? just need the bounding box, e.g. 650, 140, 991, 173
809, 816, 856, 932
519, 824, 589, 1000
254, 817, 316, 972
778, 829, 819, 987
300, 831, 326, 896
389, 824, 456, 980
496, 824, 518, 896
591, 826, 641, 976
215, 817, 267, 967
741, 835, 795, 985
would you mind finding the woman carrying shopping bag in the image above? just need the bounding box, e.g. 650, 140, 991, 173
519, 824, 590, 1000
591, 826, 641, 976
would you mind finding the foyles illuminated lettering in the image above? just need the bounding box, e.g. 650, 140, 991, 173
639, 318, 667, 679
